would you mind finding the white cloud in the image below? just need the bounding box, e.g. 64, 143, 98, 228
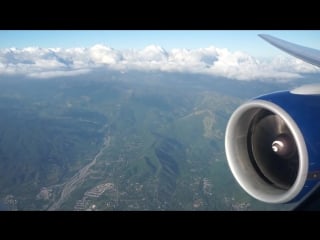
0, 44, 319, 80
28, 69, 91, 79
89, 44, 122, 65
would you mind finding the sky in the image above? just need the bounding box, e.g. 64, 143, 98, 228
1, 30, 320, 81
1, 30, 320, 58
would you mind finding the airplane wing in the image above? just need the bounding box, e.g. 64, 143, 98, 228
225, 34, 320, 211
258, 34, 320, 210
259, 34, 320, 67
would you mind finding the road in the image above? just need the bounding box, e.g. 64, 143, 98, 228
48, 132, 111, 210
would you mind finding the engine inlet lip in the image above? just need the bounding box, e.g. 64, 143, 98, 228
225, 99, 308, 203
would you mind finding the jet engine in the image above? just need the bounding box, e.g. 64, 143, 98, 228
225, 84, 320, 203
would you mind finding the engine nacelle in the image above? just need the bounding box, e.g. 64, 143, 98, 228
225, 84, 320, 203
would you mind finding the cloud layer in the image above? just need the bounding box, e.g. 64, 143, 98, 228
0, 44, 319, 81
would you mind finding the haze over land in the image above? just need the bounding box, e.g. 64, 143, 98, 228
1, 39, 318, 210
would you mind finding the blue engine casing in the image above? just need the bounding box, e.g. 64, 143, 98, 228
225, 86, 320, 203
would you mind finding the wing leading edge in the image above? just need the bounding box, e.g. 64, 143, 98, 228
259, 34, 320, 67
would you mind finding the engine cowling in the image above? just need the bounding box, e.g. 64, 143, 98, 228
225, 85, 320, 203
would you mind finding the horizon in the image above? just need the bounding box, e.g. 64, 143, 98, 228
1, 30, 320, 58
1, 30, 320, 81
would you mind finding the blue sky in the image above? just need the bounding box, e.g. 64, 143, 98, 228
1, 30, 320, 58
